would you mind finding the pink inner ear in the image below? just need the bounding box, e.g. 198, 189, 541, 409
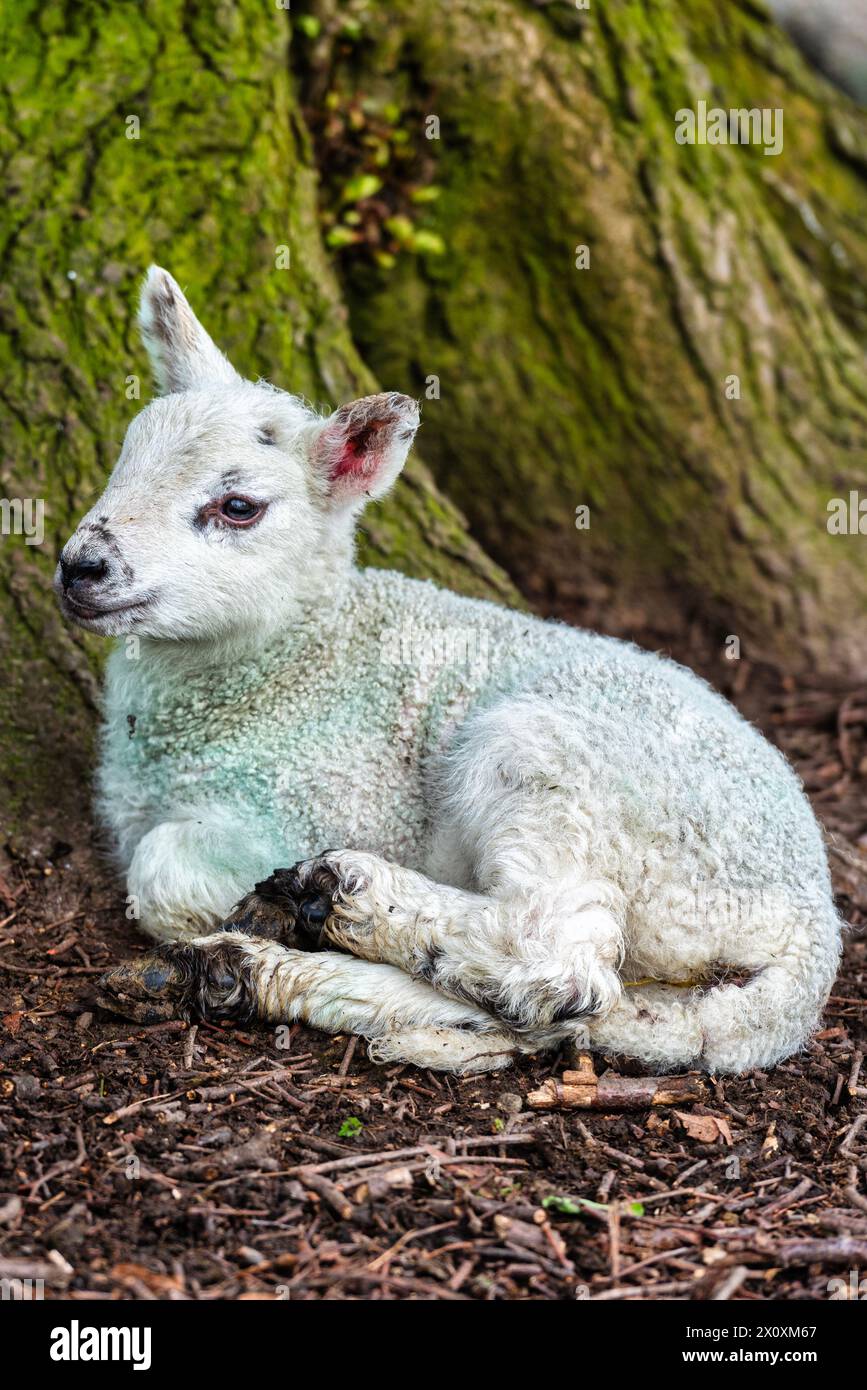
328, 419, 386, 482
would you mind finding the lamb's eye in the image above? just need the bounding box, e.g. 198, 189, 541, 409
196, 494, 267, 530
219, 496, 263, 524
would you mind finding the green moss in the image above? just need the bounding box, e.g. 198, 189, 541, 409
297, 0, 867, 675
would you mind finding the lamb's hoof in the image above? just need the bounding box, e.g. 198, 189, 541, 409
249, 858, 342, 950
95, 948, 193, 1024
95, 939, 254, 1025
221, 885, 305, 944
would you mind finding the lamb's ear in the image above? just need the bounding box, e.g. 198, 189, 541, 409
311, 392, 420, 510
138, 266, 241, 394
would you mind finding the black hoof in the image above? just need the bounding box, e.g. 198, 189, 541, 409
96, 946, 193, 1024
221, 887, 298, 943
248, 859, 342, 950
96, 939, 256, 1025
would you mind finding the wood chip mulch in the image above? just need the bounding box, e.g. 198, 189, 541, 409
0, 663, 865, 1300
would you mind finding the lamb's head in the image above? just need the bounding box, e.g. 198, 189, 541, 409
55, 266, 419, 642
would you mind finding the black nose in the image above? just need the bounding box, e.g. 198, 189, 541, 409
60, 553, 108, 591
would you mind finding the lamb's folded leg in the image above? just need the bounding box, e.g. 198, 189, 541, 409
97, 933, 519, 1073
125, 808, 289, 943
253, 852, 623, 1035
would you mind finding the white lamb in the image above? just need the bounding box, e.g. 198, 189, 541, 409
55, 267, 842, 1075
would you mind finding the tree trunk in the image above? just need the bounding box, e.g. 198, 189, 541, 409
4, 0, 867, 845
0, 0, 516, 846
295, 0, 867, 676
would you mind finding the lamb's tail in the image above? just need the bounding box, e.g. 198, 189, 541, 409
367, 1026, 520, 1074
590, 892, 843, 1074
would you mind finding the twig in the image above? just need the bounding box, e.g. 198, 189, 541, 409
840, 1112, 867, 1153
25, 1125, 87, 1199
368, 1221, 457, 1273
759, 1176, 813, 1219
608, 1203, 621, 1282
590, 1279, 697, 1300
299, 1172, 354, 1221
527, 1057, 706, 1110
772, 1236, 867, 1266
337, 1035, 359, 1077
848, 1050, 864, 1099
844, 1164, 867, 1217
281, 1133, 538, 1180
712, 1265, 749, 1301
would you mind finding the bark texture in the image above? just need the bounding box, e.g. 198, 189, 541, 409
297, 0, 867, 674
0, 1, 516, 843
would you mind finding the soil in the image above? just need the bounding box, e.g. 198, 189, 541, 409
1, 627, 866, 1302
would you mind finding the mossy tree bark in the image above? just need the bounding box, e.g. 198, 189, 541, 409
0, 0, 515, 845
296, 0, 867, 676
4, 0, 867, 845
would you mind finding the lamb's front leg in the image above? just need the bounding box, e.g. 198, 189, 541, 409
126, 807, 288, 942
262, 851, 623, 1034
97, 933, 517, 1072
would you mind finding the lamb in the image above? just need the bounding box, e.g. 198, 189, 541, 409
55, 266, 843, 1075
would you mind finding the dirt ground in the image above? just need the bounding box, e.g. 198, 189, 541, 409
1, 631, 866, 1302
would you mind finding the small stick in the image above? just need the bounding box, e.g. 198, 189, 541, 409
712, 1265, 749, 1301
757, 1176, 813, 1218
280, 1133, 537, 1179
774, 1236, 867, 1266
367, 1220, 457, 1273
839, 1112, 867, 1153
527, 1056, 706, 1110
299, 1171, 354, 1221
848, 1050, 864, 1099
844, 1164, 867, 1217
102, 1065, 303, 1124
0, 1255, 72, 1286
590, 1279, 698, 1300
337, 1034, 359, 1077
608, 1203, 621, 1281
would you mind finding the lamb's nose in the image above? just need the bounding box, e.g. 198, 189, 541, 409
60, 553, 108, 591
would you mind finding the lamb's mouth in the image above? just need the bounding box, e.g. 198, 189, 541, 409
62, 594, 154, 624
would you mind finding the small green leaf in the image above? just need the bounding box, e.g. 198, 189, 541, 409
296, 15, 321, 39
412, 230, 446, 256
542, 1194, 585, 1215
410, 185, 442, 204
326, 225, 359, 249
341, 174, 383, 204
338, 1115, 363, 1138
542, 1193, 646, 1217
384, 214, 415, 246
492, 1117, 505, 1133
